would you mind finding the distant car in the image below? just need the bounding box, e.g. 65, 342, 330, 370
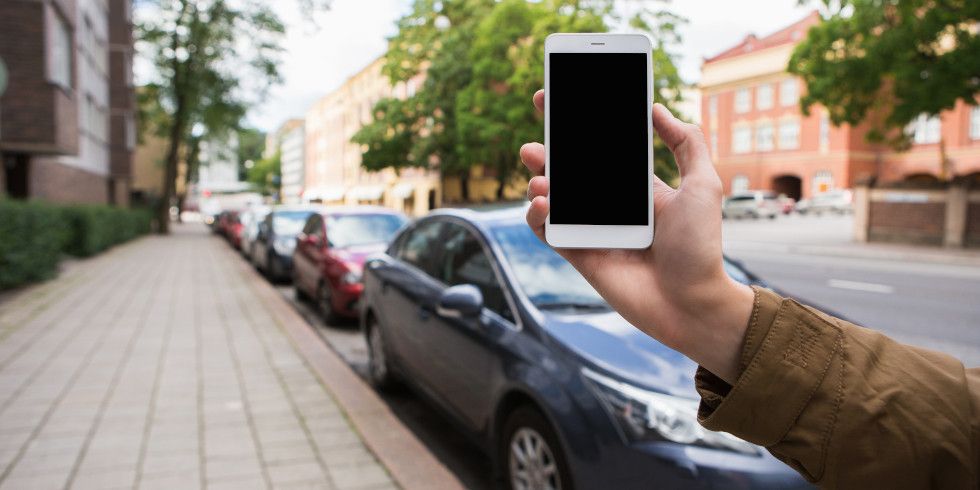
292, 207, 408, 322
722, 191, 780, 219
795, 189, 853, 215
358, 207, 810, 490
777, 194, 796, 214
239, 205, 271, 260
252, 207, 318, 282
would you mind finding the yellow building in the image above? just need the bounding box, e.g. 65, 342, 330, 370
303, 57, 439, 215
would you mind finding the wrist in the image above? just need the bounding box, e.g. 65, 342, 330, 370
668, 277, 755, 385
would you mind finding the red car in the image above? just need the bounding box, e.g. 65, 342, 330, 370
292, 207, 408, 322
217, 210, 244, 248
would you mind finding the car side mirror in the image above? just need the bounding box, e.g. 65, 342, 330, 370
437, 284, 483, 319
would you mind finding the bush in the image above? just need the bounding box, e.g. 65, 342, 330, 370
0, 199, 152, 289
0, 200, 66, 289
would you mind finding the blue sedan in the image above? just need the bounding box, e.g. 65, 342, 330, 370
360, 206, 810, 490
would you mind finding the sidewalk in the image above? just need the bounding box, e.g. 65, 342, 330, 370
0, 223, 460, 490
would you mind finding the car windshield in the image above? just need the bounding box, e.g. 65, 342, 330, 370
272, 211, 311, 236
491, 223, 607, 310
327, 214, 406, 248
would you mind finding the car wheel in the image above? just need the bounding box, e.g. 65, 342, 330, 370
502, 406, 573, 490
317, 282, 340, 324
294, 274, 309, 302
267, 253, 283, 281
366, 317, 396, 390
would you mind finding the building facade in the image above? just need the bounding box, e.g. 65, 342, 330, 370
700, 12, 980, 201
279, 122, 305, 204
0, 0, 135, 205
304, 57, 439, 215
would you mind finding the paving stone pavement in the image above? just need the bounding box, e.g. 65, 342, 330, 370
0, 224, 399, 490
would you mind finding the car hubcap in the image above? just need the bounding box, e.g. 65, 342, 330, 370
319, 285, 332, 318
509, 428, 560, 490
368, 324, 387, 381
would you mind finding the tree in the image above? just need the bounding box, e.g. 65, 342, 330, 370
789, 0, 980, 158
248, 152, 281, 198
236, 127, 266, 180
137, 0, 328, 233
353, 0, 688, 200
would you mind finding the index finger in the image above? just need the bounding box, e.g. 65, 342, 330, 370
533, 90, 544, 112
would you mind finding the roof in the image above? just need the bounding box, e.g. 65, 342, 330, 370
428, 203, 528, 225
703, 11, 820, 65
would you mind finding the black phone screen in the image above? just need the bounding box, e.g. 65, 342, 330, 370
549, 52, 649, 225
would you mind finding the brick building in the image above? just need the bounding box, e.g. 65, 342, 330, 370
304, 57, 439, 215
0, 0, 135, 205
700, 12, 980, 201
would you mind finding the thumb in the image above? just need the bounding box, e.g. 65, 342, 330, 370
652, 103, 713, 182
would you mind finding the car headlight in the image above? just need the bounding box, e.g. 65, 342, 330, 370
273, 237, 294, 255
582, 368, 758, 455
340, 269, 362, 285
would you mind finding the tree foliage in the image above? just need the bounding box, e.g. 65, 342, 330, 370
136, 0, 328, 232
248, 152, 281, 197
789, 0, 980, 148
353, 0, 688, 200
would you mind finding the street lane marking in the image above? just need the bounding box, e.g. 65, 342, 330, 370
827, 279, 894, 294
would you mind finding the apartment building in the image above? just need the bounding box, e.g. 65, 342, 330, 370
304, 57, 438, 215
263, 118, 304, 203
700, 12, 980, 200
0, 0, 135, 204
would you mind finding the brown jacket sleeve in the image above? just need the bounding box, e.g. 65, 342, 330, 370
695, 286, 980, 489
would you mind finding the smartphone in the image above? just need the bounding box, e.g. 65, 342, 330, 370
544, 33, 654, 249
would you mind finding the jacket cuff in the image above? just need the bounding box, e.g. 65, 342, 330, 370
695, 286, 844, 447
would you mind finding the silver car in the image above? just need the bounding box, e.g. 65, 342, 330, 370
722, 191, 781, 219
795, 189, 853, 215
239, 205, 271, 261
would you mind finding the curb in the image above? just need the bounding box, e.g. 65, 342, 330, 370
724, 240, 980, 268
239, 253, 465, 490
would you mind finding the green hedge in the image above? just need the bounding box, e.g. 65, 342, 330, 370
0, 200, 152, 289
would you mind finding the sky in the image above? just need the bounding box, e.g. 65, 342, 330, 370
243, 0, 820, 132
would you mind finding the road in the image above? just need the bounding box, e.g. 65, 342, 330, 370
724, 214, 980, 366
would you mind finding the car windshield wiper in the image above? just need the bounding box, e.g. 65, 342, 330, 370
535, 301, 610, 311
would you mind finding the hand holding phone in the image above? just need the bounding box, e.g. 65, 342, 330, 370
523, 88, 755, 385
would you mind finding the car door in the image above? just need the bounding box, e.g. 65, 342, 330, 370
422, 221, 515, 430
376, 219, 449, 386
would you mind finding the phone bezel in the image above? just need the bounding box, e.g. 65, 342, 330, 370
544, 33, 654, 249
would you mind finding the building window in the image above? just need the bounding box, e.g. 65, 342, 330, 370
819, 113, 830, 150
972, 106, 980, 140
731, 175, 750, 194
756, 84, 773, 110
49, 11, 73, 89
732, 126, 752, 154
780, 79, 798, 107
709, 95, 718, 118
734, 88, 751, 113
813, 170, 833, 194
778, 119, 800, 149
909, 113, 941, 144
755, 121, 774, 151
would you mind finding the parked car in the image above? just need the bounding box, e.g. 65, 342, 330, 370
722, 191, 781, 219
359, 207, 811, 490
239, 205, 271, 260
216, 210, 243, 247
252, 206, 318, 282
293, 207, 408, 322
795, 189, 853, 215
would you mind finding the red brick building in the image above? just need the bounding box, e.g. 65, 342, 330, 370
700, 12, 980, 200
0, 0, 136, 205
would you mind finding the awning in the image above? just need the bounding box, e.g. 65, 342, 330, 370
348, 185, 385, 201
303, 186, 346, 202
390, 182, 416, 199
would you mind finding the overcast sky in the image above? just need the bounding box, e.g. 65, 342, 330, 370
246, 0, 820, 132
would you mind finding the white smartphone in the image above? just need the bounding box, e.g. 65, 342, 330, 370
544, 33, 654, 249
